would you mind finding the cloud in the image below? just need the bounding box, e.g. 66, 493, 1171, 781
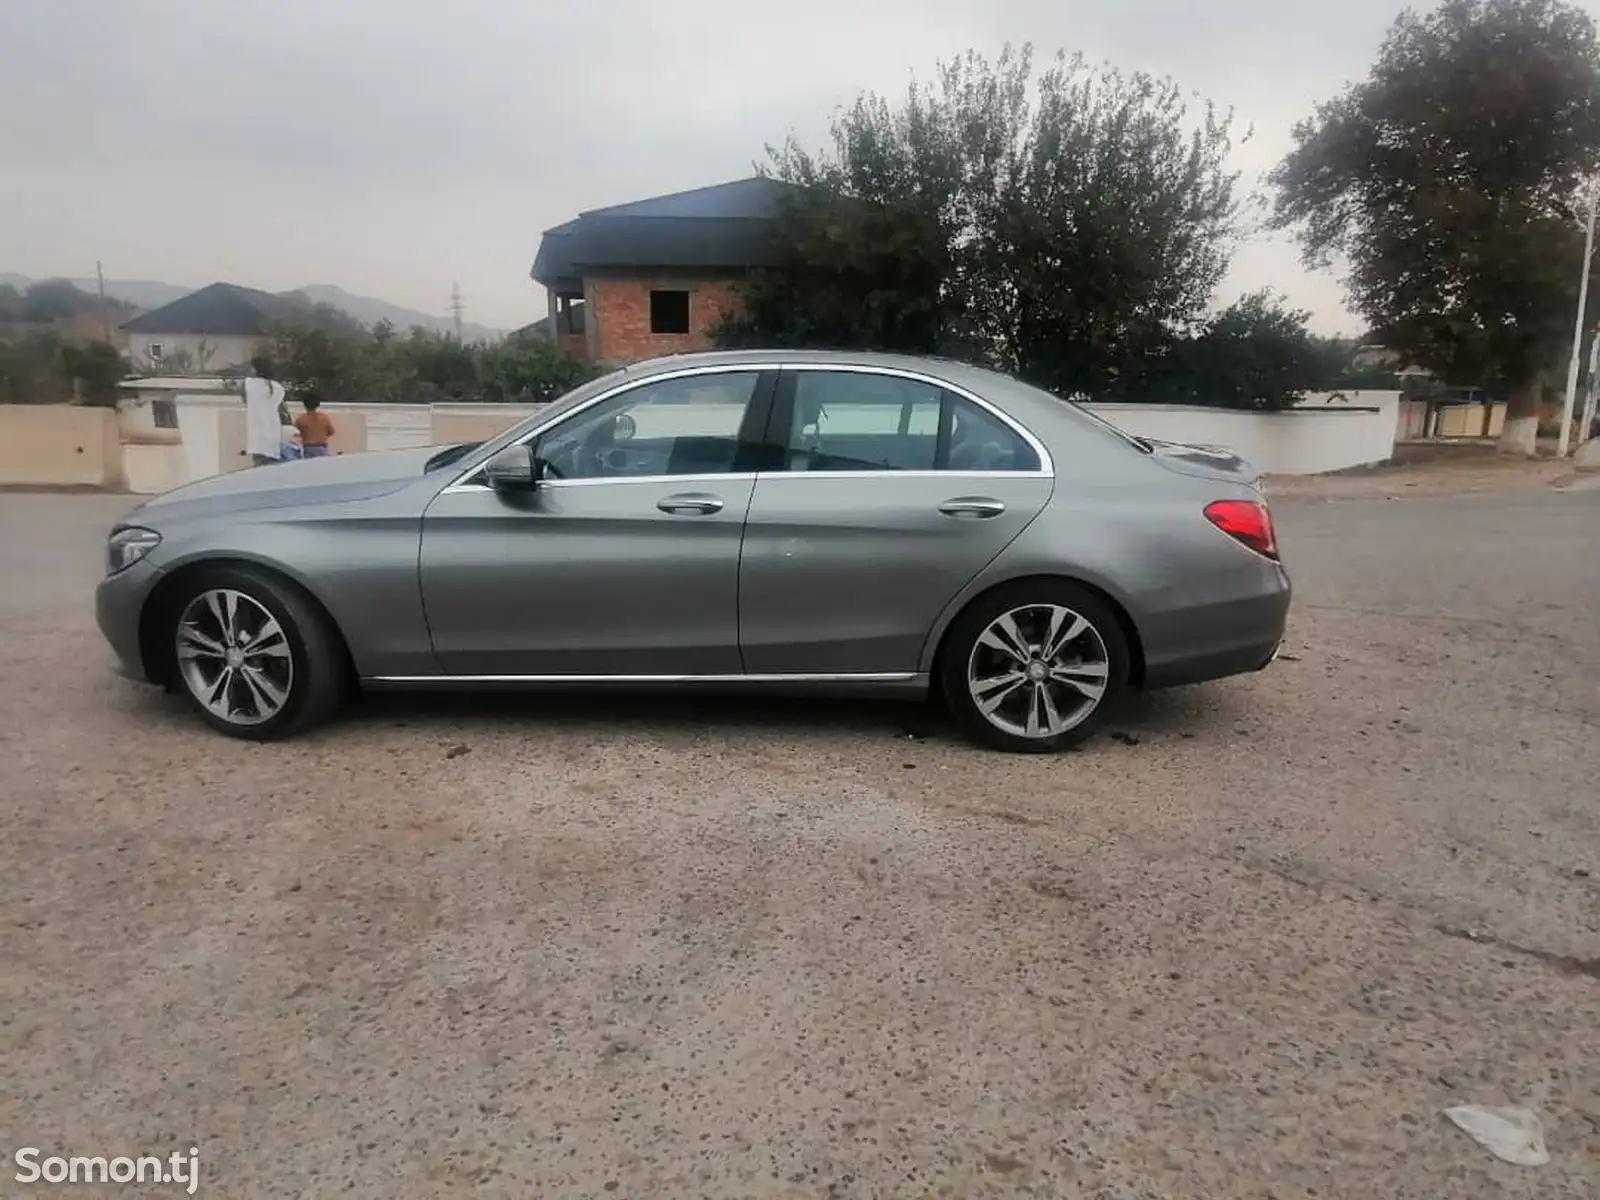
0, 0, 1410, 331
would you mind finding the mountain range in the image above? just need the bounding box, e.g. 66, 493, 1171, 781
0, 273, 507, 342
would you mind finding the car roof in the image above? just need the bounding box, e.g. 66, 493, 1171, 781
618, 347, 974, 375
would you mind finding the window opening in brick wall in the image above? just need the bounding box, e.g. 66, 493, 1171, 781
649, 289, 691, 335
151, 399, 179, 429
556, 293, 586, 335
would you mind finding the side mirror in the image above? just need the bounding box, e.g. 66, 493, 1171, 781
483, 443, 537, 490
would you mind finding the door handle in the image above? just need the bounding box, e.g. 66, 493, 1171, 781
657, 492, 724, 515
937, 496, 1006, 519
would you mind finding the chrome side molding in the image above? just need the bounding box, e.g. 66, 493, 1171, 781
365, 671, 924, 685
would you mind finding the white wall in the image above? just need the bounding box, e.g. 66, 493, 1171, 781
122, 443, 189, 494
364, 405, 435, 452
1083, 391, 1401, 476
145, 390, 1402, 493
176, 402, 224, 480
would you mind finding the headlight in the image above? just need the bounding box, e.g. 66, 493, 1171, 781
106, 527, 161, 575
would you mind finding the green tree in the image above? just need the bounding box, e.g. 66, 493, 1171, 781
480, 334, 602, 402
725, 44, 1242, 397
0, 332, 71, 403
1270, 0, 1600, 454
393, 328, 477, 401
1111, 291, 1331, 409
1309, 336, 1405, 391
261, 320, 594, 405
61, 340, 128, 405
262, 321, 375, 404
712, 189, 954, 354
0, 330, 127, 404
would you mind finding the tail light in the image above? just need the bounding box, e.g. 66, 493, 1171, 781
1204, 499, 1278, 560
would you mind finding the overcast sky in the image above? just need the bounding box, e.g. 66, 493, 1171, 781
0, 0, 1567, 333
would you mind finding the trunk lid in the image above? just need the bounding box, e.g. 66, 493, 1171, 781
1143, 438, 1262, 488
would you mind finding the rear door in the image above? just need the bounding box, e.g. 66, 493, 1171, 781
738, 365, 1054, 675
419, 367, 775, 676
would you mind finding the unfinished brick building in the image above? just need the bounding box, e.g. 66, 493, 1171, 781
529, 177, 791, 364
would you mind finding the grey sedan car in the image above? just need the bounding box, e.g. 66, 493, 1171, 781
96, 350, 1290, 752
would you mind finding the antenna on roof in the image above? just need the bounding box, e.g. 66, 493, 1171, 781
450, 282, 464, 341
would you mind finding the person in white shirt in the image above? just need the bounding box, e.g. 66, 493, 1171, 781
243, 356, 289, 466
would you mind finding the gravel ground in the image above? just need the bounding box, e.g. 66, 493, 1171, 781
0, 479, 1597, 1199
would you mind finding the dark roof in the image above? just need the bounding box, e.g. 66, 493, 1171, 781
531, 177, 796, 285
120, 281, 307, 335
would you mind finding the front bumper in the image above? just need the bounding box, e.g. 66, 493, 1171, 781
95, 558, 165, 684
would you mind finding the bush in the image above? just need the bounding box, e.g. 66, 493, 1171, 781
0, 331, 128, 405
260, 322, 598, 405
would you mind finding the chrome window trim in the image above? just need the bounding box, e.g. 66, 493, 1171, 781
441, 362, 783, 492
443, 468, 1047, 495
446, 471, 759, 493
439, 358, 1055, 494
743, 469, 1048, 482
779, 361, 1055, 477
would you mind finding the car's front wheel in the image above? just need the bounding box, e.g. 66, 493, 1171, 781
940, 581, 1129, 753
167, 565, 346, 740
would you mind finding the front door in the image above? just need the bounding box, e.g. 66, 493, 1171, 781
738, 366, 1054, 675
419, 367, 774, 676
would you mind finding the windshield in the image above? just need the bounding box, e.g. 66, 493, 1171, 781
469, 366, 633, 460
432, 366, 635, 475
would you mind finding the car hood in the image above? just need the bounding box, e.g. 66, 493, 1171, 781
1144, 438, 1261, 487
123, 445, 458, 524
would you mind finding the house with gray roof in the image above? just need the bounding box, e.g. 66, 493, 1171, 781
120, 281, 306, 374
529, 177, 793, 363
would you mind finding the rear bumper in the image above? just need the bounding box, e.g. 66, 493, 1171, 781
1140, 561, 1291, 689
1145, 631, 1282, 688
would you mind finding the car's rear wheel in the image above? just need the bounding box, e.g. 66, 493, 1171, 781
940, 581, 1129, 753
167, 565, 346, 740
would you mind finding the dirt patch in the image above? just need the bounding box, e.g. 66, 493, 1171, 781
1267, 444, 1575, 498
3, 493, 1598, 1197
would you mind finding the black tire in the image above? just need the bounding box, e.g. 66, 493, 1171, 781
939, 579, 1131, 754
165, 564, 347, 741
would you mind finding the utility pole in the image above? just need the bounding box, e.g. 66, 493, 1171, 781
1579, 322, 1600, 447
95, 260, 110, 342
449, 282, 464, 341
1557, 185, 1598, 458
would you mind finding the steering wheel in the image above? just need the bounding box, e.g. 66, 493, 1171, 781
577, 419, 619, 476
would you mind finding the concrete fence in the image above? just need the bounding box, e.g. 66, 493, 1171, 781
0, 405, 124, 489
0, 388, 1405, 493
1082, 391, 1403, 476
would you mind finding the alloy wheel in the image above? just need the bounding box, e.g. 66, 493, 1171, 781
966, 603, 1110, 739
175, 589, 295, 726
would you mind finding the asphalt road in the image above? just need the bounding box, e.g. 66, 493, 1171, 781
0, 486, 1596, 1198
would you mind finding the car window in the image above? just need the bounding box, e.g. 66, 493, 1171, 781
786, 372, 944, 471
536, 370, 762, 480
783, 371, 1039, 472
946, 395, 1041, 472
